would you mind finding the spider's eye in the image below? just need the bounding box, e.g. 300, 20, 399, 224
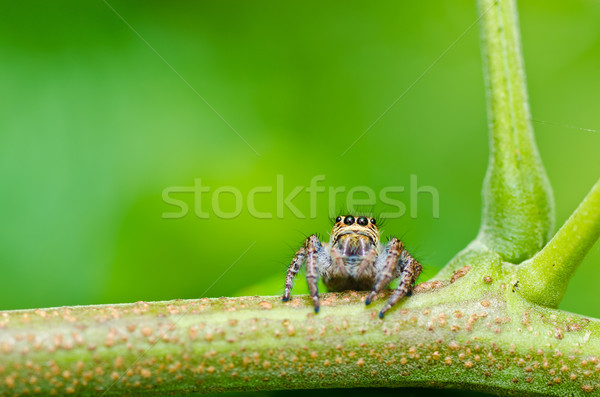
335, 216, 342, 223
370, 218, 377, 225
357, 216, 368, 226
344, 216, 355, 225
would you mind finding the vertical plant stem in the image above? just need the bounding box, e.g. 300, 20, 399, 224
476, 0, 554, 263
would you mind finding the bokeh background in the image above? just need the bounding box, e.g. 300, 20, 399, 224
1, 1, 599, 395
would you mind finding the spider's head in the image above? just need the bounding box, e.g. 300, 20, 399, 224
331, 215, 380, 246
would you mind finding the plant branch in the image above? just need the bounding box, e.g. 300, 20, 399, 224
515, 178, 600, 307
1, 290, 600, 396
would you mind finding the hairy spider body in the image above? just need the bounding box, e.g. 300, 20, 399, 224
282, 215, 422, 318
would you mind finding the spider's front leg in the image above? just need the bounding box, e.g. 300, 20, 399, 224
282, 245, 306, 303
365, 237, 403, 305
282, 235, 330, 313
379, 240, 422, 318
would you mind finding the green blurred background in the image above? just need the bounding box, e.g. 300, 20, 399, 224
1, 1, 599, 395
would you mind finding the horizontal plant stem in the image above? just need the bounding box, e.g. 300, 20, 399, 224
1, 292, 600, 396
516, 178, 600, 307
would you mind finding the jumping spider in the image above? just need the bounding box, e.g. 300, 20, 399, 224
282, 215, 422, 318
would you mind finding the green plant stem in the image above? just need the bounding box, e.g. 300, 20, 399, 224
435, 0, 555, 282
516, 179, 600, 307
476, 0, 554, 263
1, 290, 600, 397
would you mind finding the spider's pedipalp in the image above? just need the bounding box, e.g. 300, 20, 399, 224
329, 246, 349, 278
355, 247, 379, 281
